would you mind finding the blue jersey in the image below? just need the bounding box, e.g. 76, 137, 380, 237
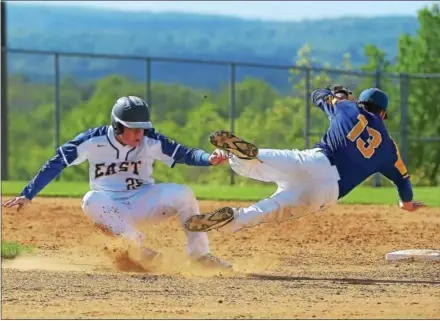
312, 89, 413, 202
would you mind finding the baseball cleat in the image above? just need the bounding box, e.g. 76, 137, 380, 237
185, 206, 236, 232
193, 253, 233, 270
209, 130, 258, 160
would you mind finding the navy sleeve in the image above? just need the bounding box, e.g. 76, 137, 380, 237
145, 129, 212, 167
311, 89, 338, 117
20, 126, 107, 200
59, 126, 108, 166
175, 148, 211, 167
381, 167, 413, 202
380, 141, 413, 202
20, 152, 67, 200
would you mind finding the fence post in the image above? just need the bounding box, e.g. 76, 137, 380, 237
54, 53, 61, 181
1, 1, 8, 180
372, 63, 382, 187
304, 67, 311, 149
145, 58, 151, 107
229, 63, 236, 185
400, 73, 409, 164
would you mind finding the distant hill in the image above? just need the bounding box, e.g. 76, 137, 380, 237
5, 3, 419, 91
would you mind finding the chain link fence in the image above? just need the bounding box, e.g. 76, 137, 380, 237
2, 48, 440, 185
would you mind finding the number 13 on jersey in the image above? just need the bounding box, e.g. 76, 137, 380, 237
347, 114, 382, 158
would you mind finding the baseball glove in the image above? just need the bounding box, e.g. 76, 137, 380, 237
326, 84, 357, 101
326, 84, 352, 98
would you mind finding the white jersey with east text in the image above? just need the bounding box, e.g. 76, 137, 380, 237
58, 125, 188, 194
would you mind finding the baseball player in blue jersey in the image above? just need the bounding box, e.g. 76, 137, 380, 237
185, 86, 425, 233
2, 96, 232, 270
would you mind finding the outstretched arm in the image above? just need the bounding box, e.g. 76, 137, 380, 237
380, 141, 424, 211
2, 153, 66, 212
381, 165, 413, 202
2, 128, 96, 211
145, 129, 227, 167
20, 153, 66, 200
381, 168, 424, 211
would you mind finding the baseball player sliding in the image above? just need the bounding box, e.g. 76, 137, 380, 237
185, 86, 425, 233
3, 96, 232, 270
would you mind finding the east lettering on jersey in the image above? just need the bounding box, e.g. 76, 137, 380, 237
19, 126, 213, 199
94, 161, 142, 178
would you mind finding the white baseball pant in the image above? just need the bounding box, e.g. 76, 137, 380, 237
227, 148, 340, 232
81, 183, 209, 259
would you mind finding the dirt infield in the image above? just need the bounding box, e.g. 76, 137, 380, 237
2, 196, 440, 319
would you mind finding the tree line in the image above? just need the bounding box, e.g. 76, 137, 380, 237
6, 5, 440, 186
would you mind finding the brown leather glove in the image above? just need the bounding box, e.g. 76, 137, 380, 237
327, 84, 352, 99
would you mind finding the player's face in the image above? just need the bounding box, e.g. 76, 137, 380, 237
120, 127, 144, 147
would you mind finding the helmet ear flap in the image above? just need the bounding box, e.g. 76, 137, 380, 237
114, 122, 124, 135
111, 114, 124, 135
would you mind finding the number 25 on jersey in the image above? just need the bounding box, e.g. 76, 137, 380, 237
347, 114, 382, 158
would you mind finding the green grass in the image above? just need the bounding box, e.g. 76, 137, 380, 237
1, 181, 439, 206
1, 241, 33, 259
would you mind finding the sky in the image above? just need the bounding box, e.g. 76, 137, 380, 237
15, 1, 438, 21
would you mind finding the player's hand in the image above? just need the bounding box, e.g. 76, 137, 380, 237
2, 196, 31, 212
399, 200, 425, 212
209, 148, 229, 165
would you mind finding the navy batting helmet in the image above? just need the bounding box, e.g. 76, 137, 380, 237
111, 96, 152, 135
